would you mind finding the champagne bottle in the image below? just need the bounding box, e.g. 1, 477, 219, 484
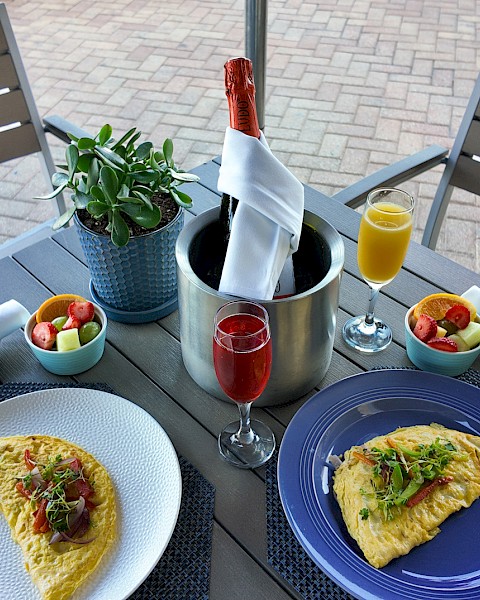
219, 57, 260, 243
219, 57, 296, 298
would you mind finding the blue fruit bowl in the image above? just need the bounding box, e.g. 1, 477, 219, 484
405, 305, 480, 376
24, 305, 107, 375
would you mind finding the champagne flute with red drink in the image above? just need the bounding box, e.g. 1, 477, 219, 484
213, 301, 275, 468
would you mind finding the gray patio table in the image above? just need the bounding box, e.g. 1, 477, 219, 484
1, 157, 479, 599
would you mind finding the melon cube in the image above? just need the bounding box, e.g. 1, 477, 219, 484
447, 333, 470, 352
56, 328, 81, 352
456, 321, 480, 349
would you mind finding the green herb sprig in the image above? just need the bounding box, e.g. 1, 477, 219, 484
20, 455, 88, 532
359, 437, 461, 521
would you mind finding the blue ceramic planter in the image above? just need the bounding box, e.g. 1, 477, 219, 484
75, 208, 184, 322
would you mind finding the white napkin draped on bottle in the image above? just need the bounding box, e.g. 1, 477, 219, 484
217, 127, 305, 300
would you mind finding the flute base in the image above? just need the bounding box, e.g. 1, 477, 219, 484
218, 419, 275, 469
342, 315, 392, 353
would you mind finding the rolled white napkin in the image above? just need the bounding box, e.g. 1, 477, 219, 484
0, 299, 30, 340
462, 286, 480, 312
217, 127, 304, 300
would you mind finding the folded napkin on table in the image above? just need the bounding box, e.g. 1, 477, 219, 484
217, 127, 304, 300
462, 285, 480, 311
0, 300, 30, 340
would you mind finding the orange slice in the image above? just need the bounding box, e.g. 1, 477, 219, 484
413, 293, 477, 322
35, 293, 87, 323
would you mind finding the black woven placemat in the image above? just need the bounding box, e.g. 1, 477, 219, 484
266, 367, 480, 600
0, 382, 215, 600
266, 451, 353, 600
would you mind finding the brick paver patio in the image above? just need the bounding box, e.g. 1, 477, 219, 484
1, 0, 479, 270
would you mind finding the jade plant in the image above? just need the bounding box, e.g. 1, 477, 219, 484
38, 124, 199, 247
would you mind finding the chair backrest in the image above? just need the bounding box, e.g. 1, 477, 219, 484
0, 3, 65, 214
422, 74, 480, 248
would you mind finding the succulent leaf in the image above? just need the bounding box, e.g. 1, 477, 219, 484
52, 173, 69, 187
87, 158, 100, 188
111, 210, 130, 247
136, 141, 153, 160
87, 200, 110, 218
113, 127, 137, 150
163, 139, 174, 167
98, 124, 113, 146
66, 145, 79, 179
99, 166, 119, 203
52, 206, 76, 230
73, 191, 91, 209
77, 137, 96, 151
170, 188, 193, 208
120, 203, 161, 229
169, 169, 200, 183
95, 146, 126, 169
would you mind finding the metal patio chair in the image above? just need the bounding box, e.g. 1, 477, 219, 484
0, 2, 87, 217
332, 74, 480, 250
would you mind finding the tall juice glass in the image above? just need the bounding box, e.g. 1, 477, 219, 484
213, 300, 275, 468
343, 188, 415, 352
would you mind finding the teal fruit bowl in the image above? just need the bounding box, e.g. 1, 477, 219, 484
405, 305, 480, 376
25, 305, 107, 375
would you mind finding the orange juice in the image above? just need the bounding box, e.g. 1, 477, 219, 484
357, 201, 413, 285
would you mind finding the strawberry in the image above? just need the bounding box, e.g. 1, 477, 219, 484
444, 304, 470, 330
67, 301, 95, 325
413, 314, 437, 342
31, 322, 58, 350
62, 316, 82, 330
427, 337, 458, 352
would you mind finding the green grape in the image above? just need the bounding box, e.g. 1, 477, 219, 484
437, 319, 458, 336
51, 315, 68, 332
79, 321, 101, 345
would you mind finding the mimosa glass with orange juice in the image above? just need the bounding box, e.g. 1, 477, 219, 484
343, 188, 415, 352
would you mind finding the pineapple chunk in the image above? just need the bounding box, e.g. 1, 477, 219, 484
456, 321, 480, 349
436, 325, 448, 338
56, 328, 81, 352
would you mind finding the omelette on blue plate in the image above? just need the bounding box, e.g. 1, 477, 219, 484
333, 424, 480, 568
0, 435, 116, 600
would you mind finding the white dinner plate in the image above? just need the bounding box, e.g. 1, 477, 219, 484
0, 388, 182, 600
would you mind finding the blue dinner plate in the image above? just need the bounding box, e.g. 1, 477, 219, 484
278, 369, 480, 600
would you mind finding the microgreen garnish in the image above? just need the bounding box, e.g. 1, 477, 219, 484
358, 437, 460, 520
22, 473, 32, 489
17, 452, 94, 534
42, 454, 63, 481
359, 508, 370, 520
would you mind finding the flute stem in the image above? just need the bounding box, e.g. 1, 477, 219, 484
365, 287, 379, 326
235, 402, 255, 445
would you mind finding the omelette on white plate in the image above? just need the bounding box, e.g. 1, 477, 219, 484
333, 424, 480, 568
0, 435, 116, 600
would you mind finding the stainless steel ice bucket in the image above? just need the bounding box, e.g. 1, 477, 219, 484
175, 207, 344, 406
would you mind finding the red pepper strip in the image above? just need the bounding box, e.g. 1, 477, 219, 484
66, 457, 95, 500
33, 498, 50, 533
352, 451, 376, 466
16, 481, 32, 499
406, 476, 453, 508
24, 449, 36, 471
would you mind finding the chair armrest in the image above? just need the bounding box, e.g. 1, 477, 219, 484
43, 115, 91, 144
332, 144, 449, 208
